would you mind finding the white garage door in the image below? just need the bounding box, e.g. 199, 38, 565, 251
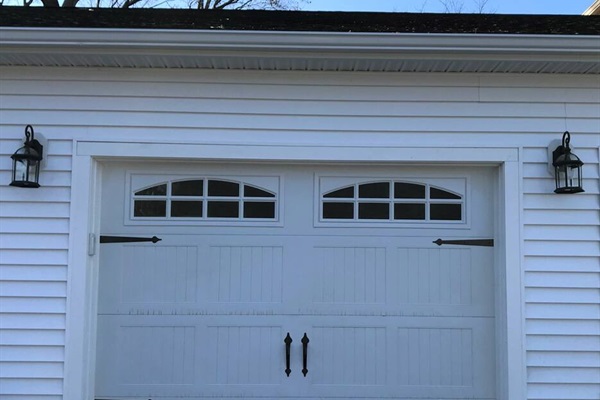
96, 162, 496, 400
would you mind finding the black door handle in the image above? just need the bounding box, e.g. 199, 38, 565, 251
284, 332, 292, 377
301, 333, 309, 377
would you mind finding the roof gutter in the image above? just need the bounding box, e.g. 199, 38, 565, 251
1, 27, 598, 70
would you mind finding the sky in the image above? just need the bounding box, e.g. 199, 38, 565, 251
301, 0, 595, 15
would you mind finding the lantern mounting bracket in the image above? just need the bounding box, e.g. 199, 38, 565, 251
24, 125, 44, 159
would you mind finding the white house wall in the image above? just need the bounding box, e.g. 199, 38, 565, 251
0, 66, 598, 400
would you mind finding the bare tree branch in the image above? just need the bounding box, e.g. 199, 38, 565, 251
231, 0, 251, 9
121, 0, 143, 7
439, 0, 464, 13
40, 0, 60, 6
473, 0, 495, 13
214, 0, 239, 9
22, 0, 305, 11
438, 0, 494, 13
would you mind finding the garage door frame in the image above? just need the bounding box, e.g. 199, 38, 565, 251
64, 140, 524, 400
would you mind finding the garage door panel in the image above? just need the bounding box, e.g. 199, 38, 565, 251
394, 247, 494, 314
98, 243, 200, 313
99, 236, 291, 314
96, 316, 291, 397
312, 246, 387, 304
397, 326, 473, 387
204, 325, 283, 385
208, 245, 284, 303
95, 316, 199, 397
311, 326, 387, 386
306, 239, 494, 317
304, 317, 495, 399
97, 164, 497, 399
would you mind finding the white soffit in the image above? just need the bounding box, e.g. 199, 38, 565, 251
1, 28, 599, 74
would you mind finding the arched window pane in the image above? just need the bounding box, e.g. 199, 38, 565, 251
394, 182, 425, 199
324, 186, 355, 199
172, 180, 203, 196
430, 187, 461, 200
359, 182, 389, 198
135, 184, 166, 196
208, 180, 239, 197
244, 185, 275, 198
321, 179, 463, 223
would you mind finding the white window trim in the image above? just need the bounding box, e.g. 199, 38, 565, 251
315, 175, 469, 228
64, 141, 524, 400
126, 172, 282, 225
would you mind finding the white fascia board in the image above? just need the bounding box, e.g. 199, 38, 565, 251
1, 27, 599, 60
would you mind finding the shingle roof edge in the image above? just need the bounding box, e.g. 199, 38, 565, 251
1, 7, 599, 35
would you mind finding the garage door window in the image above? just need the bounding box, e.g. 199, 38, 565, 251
133, 178, 276, 220
322, 180, 463, 222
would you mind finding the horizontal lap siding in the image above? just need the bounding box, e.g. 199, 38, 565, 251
482, 78, 599, 400
0, 129, 71, 399
0, 67, 599, 399
523, 145, 600, 400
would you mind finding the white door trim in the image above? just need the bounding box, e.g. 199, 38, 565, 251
77, 141, 518, 163
64, 140, 525, 400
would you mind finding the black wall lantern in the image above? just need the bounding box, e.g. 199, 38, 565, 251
10, 125, 44, 188
551, 131, 584, 194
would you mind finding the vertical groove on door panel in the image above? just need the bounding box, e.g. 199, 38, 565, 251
313, 247, 386, 304
208, 326, 281, 385
210, 246, 283, 303
119, 245, 197, 304
116, 326, 195, 385
397, 327, 474, 388
313, 327, 386, 385
396, 248, 473, 306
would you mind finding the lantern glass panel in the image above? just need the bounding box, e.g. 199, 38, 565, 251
554, 164, 584, 194
11, 158, 40, 188
13, 159, 29, 182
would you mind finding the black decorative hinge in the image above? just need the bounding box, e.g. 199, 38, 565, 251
99, 235, 162, 244
433, 238, 494, 247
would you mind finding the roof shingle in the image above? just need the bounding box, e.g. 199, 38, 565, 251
1, 7, 599, 35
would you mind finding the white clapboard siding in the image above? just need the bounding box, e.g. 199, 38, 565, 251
523, 143, 600, 400
0, 397, 62, 400
528, 335, 600, 351
0, 66, 599, 399
526, 256, 600, 273
4, 110, 599, 134
0, 131, 71, 398
526, 288, 600, 304
0, 362, 63, 378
